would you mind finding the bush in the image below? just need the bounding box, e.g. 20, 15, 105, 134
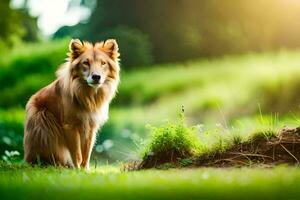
0, 109, 24, 157
0, 74, 54, 108
0, 39, 68, 90
96, 26, 153, 69
0, 39, 68, 108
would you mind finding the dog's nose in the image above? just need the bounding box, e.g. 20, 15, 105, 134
92, 74, 101, 82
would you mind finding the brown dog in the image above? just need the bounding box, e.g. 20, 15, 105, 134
24, 39, 120, 169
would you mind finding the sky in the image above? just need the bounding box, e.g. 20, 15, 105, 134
11, 0, 91, 36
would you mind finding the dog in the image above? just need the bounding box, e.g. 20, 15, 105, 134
23, 39, 120, 169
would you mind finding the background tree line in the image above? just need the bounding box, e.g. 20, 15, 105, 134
0, 0, 38, 49
2, 0, 300, 68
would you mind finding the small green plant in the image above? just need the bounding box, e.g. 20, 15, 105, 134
249, 130, 277, 143
140, 109, 202, 168
232, 132, 243, 145
248, 112, 279, 142
179, 158, 194, 167
1, 150, 20, 163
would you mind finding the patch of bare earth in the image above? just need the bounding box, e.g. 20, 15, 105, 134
195, 127, 300, 167
125, 127, 300, 170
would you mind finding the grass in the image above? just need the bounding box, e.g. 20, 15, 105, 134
1, 163, 300, 200
136, 110, 287, 169
2, 42, 300, 199
107, 50, 300, 160
2, 41, 300, 161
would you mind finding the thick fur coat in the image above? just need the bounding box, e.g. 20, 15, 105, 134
24, 39, 120, 169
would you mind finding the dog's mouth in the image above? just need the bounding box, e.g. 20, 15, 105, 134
88, 82, 102, 88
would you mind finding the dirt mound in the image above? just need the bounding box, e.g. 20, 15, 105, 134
195, 127, 300, 167
125, 127, 300, 170
139, 150, 192, 169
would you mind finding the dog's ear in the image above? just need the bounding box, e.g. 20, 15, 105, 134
68, 39, 85, 60
101, 39, 120, 61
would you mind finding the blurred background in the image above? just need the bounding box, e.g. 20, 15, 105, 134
1, 0, 300, 163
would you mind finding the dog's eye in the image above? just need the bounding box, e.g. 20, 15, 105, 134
101, 61, 106, 65
82, 66, 88, 72
82, 60, 90, 66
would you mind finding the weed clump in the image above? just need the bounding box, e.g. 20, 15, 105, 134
139, 111, 201, 169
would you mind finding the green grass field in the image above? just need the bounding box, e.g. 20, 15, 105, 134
2, 43, 300, 161
2, 41, 300, 199
1, 163, 300, 200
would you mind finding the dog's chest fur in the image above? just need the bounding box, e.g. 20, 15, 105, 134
86, 103, 109, 128
75, 103, 109, 136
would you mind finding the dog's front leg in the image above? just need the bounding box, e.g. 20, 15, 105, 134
65, 129, 82, 168
81, 131, 97, 170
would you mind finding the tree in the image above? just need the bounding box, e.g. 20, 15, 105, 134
0, 0, 38, 50
54, 0, 300, 64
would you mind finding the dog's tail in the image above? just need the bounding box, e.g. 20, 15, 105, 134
24, 104, 62, 165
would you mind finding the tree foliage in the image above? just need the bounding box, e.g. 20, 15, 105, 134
0, 0, 38, 50
55, 0, 300, 64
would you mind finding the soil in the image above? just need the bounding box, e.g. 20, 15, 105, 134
125, 127, 300, 170
195, 127, 300, 167
139, 150, 192, 169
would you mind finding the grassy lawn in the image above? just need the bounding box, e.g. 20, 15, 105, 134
2, 42, 300, 199
3, 47, 300, 161
1, 163, 300, 200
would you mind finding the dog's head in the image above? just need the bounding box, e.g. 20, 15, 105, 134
67, 39, 120, 89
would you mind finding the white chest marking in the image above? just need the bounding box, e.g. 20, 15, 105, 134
91, 103, 109, 127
